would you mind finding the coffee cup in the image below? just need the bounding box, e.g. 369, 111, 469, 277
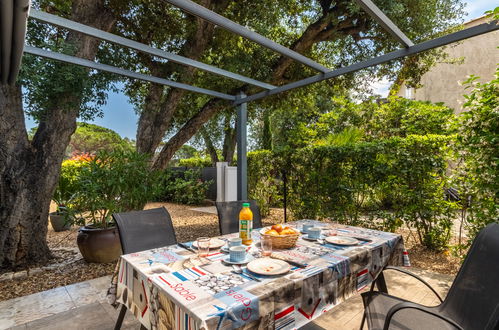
302, 224, 313, 234
228, 237, 242, 248
229, 246, 246, 263
308, 227, 321, 239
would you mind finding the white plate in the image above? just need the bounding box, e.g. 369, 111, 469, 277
325, 236, 359, 246
192, 238, 225, 249
222, 255, 253, 265
247, 258, 291, 276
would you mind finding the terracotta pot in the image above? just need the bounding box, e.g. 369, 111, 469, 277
49, 212, 71, 232
77, 226, 122, 263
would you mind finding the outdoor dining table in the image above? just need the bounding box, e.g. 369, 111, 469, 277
115, 220, 410, 330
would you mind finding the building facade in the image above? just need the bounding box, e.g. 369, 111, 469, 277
397, 16, 499, 113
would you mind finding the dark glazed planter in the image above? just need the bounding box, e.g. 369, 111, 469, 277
49, 212, 71, 232
77, 226, 122, 263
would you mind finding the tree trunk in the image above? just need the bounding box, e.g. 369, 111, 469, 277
135, 0, 230, 155
0, 0, 116, 269
200, 127, 219, 166
221, 113, 237, 164
152, 98, 228, 170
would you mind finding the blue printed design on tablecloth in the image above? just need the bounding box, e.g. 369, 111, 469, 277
321, 253, 350, 277
213, 287, 259, 328
150, 250, 185, 264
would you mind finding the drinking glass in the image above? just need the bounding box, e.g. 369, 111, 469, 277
197, 237, 210, 257
261, 235, 272, 256
329, 219, 339, 236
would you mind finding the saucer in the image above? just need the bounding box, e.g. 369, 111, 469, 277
222, 255, 253, 265
302, 234, 326, 241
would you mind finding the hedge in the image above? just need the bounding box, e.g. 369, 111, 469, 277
248, 134, 458, 250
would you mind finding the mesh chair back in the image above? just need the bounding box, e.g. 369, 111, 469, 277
113, 207, 177, 254
441, 223, 499, 329
215, 200, 262, 235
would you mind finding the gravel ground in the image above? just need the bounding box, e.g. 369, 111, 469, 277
0, 202, 461, 302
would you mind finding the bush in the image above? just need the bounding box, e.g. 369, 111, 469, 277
178, 157, 212, 168
454, 69, 499, 243
366, 97, 455, 138
72, 150, 161, 227
248, 150, 280, 217
248, 135, 458, 250
159, 169, 211, 205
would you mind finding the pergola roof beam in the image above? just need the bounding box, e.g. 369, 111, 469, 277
162, 0, 331, 73
354, 0, 414, 47
24, 45, 236, 101
29, 9, 275, 90
235, 20, 499, 105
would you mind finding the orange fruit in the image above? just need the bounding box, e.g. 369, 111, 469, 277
281, 228, 296, 235
271, 224, 283, 233
265, 229, 279, 236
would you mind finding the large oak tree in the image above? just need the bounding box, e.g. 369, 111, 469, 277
0, 0, 117, 269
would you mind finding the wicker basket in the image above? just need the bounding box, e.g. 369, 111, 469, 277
260, 227, 300, 249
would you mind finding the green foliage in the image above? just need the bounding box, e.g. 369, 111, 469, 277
454, 68, 499, 242
177, 157, 212, 168
67, 123, 134, 157
248, 150, 281, 217
249, 135, 458, 250
266, 95, 456, 151
366, 97, 455, 138
72, 150, 161, 227
158, 169, 211, 205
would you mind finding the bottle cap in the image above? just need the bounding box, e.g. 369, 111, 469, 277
242, 202, 250, 207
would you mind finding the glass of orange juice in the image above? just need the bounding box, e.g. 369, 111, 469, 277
261, 235, 272, 256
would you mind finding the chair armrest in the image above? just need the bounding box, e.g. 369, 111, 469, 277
383, 301, 463, 330
384, 266, 443, 303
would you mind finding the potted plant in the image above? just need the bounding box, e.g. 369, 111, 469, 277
74, 150, 161, 263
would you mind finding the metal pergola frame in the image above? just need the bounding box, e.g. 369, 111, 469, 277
3, 0, 499, 200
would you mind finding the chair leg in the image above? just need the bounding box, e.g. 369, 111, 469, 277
114, 304, 127, 330
359, 310, 366, 330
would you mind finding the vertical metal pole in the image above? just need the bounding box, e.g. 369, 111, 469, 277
236, 92, 248, 200
283, 170, 287, 223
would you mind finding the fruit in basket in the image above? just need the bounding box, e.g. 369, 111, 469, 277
271, 224, 283, 233
265, 229, 279, 236
281, 228, 297, 235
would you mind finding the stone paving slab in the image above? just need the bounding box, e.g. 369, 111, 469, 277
1, 268, 454, 330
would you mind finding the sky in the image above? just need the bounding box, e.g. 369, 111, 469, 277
24, 0, 495, 139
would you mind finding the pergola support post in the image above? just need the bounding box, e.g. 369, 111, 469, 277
236, 92, 248, 201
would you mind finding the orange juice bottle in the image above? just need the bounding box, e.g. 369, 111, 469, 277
239, 202, 253, 245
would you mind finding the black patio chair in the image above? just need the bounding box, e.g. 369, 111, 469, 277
112, 207, 177, 330
215, 200, 263, 235
360, 223, 499, 330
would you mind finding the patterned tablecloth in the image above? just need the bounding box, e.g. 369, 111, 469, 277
116, 220, 409, 330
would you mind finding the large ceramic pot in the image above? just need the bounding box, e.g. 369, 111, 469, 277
77, 225, 122, 263
49, 212, 71, 232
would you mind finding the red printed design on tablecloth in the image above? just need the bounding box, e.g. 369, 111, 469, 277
153, 274, 212, 305
298, 299, 321, 319
274, 305, 295, 330
357, 269, 369, 291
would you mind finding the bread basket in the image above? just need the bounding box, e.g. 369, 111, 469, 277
260, 227, 300, 249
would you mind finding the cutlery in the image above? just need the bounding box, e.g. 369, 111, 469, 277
232, 265, 261, 282
178, 242, 196, 253
269, 253, 307, 268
